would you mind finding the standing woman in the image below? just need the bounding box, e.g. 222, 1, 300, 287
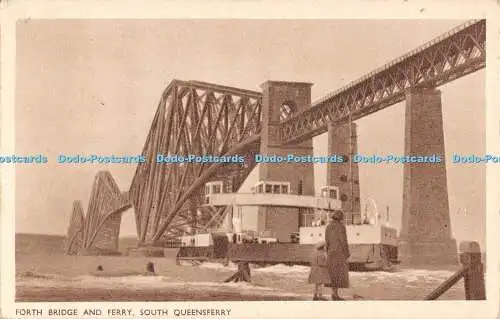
325, 210, 350, 300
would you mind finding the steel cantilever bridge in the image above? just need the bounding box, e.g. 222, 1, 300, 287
120, 19, 485, 245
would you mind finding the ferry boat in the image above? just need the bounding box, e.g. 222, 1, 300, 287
176, 180, 399, 271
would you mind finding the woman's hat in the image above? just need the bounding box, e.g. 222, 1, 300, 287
332, 210, 344, 221
315, 241, 325, 249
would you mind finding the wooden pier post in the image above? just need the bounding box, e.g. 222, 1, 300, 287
424, 241, 485, 300
146, 262, 155, 273
224, 261, 251, 283
239, 262, 251, 282
459, 241, 485, 300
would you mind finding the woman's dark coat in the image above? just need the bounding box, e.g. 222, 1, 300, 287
325, 220, 350, 288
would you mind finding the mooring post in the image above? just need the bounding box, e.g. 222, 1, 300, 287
223, 261, 250, 283
146, 262, 155, 273
459, 241, 485, 300
239, 262, 251, 282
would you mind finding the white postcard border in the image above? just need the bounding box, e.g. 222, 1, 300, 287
1, 1, 499, 319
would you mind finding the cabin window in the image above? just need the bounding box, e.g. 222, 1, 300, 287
212, 184, 221, 194
273, 185, 281, 194
265, 184, 272, 193
330, 189, 338, 199
281, 185, 289, 194
257, 184, 263, 193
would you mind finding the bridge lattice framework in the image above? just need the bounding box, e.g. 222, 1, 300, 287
68, 20, 486, 247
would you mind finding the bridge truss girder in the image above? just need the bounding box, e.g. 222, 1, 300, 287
127, 19, 486, 244
65, 171, 131, 254
278, 19, 486, 144
130, 80, 262, 243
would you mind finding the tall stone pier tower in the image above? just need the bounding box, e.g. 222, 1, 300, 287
258, 81, 315, 242
327, 123, 362, 224
398, 88, 458, 265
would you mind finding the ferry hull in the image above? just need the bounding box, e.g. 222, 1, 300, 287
176, 242, 398, 271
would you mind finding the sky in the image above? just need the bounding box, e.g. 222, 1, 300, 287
14, 19, 485, 247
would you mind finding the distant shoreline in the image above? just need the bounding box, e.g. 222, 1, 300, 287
13, 233, 488, 255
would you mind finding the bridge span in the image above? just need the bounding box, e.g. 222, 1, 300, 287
279, 19, 485, 144
67, 20, 486, 265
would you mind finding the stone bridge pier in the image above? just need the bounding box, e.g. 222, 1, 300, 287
327, 122, 362, 225
398, 88, 458, 266
257, 81, 315, 242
